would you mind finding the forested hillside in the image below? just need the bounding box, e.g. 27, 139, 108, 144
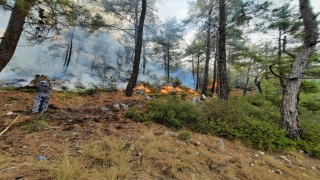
0, 0, 320, 179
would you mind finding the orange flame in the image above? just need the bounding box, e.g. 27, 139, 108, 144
188, 89, 199, 95
160, 86, 174, 93
208, 78, 218, 89
176, 87, 183, 92
134, 84, 151, 93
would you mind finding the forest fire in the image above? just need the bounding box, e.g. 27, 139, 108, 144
160, 86, 174, 93
160, 86, 184, 94
119, 84, 199, 95
133, 84, 151, 93
188, 89, 199, 95
208, 78, 218, 89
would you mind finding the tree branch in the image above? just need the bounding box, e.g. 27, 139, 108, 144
146, 5, 157, 12
309, 40, 320, 46
282, 36, 296, 58
269, 64, 300, 80
0, 4, 13, 10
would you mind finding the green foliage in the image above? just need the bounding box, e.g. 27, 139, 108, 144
27, 114, 48, 133
162, 77, 182, 87
1, 86, 16, 91
19, 88, 36, 93
178, 131, 191, 141
180, 93, 187, 100
298, 108, 320, 156
192, 98, 296, 152
7, 96, 18, 101
301, 80, 319, 93
172, 77, 182, 87
57, 88, 98, 99
299, 93, 320, 111
125, 107, 145, 122
145, 96, 201, 130
206, 90, 213, 97
121, 83, 320, 156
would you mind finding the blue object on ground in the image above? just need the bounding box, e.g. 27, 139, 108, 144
38, 155, 46, 161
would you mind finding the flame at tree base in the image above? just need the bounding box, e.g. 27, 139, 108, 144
123, 83, 199, 95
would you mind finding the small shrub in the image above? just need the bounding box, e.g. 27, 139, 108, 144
7, 96, 18, 100
298, 110, 320, 156
206, 90, 213, 97
27, 114, 48, 133
19, 88, 36, 93
299, 93, 320, 111
178, 131, 191, 141
1, 86, 16, 91
73, 88, 96, 96
144, 121, 152, 126
193, 97, 296, 152
125, 106, 144, 122
145, 96, 200, 130
300, 100, 320, 111
172, 77, 182, 87
301, 80, 319, 93
180, 93, 187, 100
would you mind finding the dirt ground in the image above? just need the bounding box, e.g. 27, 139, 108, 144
0, 88, 320, 180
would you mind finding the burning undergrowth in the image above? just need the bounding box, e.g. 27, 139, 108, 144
0, 74, 200, 98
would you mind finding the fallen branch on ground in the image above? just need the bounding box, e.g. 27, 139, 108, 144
0, 115, 20, 136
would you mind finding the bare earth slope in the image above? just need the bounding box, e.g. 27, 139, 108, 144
0, 89, 320, 180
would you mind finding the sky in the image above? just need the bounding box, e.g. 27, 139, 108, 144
156, 0, 320, 22
156, 0, 320, 44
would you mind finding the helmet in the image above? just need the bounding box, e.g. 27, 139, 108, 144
40, 81, 48, 87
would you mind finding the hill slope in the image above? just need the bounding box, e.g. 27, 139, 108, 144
0, 89, 320, 180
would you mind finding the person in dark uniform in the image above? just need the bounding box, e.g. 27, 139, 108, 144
31, 80, 51, 113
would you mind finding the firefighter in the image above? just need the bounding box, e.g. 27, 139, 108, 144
30, 77, 51, 113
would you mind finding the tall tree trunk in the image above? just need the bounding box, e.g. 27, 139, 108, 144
277, 30, 286, 92
134, 0, 139, 47
211, 31, 219, 94
0, 2, 35, 72
63, 26, 75, 73
211, 59, 217, 93
125, 0, 146, 97
167, 43, 170, 78
191, 54, 196, 88
243, 58, 253, 96
218, 0, 228, 100
201, 0, 213, 96
196, 54, 200, 90
254, 75, 262, 93
142, 41, 146, 74
280, 0, 318, 139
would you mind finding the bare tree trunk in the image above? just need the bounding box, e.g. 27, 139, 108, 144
134, 0, 139, 47
211, 59, 217, 93
196, 54, 200, 90
218, 0, 228, 100
281, 0, 318, 139
211, 31, 219, 94
0, 2, 35, 72
142, 41, 146, 74
277, 30, 286, 92
243, 58, 253, 96
201, 0, 213, 96
167, 42, 170, 78
191, 54, 196, 88
63, 26, 75, 73
125, 0, 146, 97
254, 75, 262, 93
